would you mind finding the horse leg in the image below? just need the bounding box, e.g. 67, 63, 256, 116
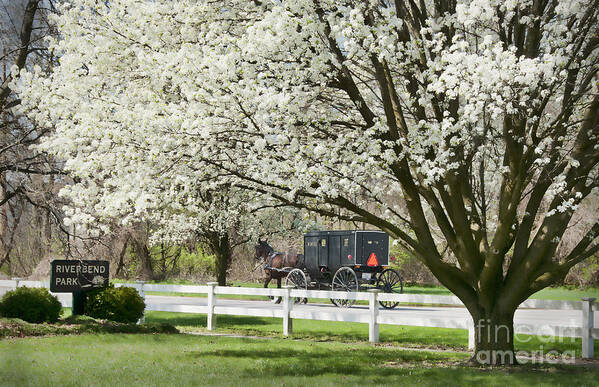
264, 273, 281, 304
274, 277, 282, 304
263, 275, 276, 302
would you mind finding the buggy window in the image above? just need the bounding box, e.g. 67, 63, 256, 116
320, 239, 326, 247
343, 238, 349, 247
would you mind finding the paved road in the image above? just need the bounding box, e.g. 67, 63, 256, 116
146, 295, 599, 330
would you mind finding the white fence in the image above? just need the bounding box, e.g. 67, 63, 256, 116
1, 279, 597, 358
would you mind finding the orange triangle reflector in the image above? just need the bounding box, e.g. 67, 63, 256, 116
367, 253, 378, 267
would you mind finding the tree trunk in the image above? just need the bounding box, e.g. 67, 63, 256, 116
471, 309, 517, 365
0, 46, 6, 263
214, 234, 231, 286
204, 231, 232, 286
131, 237, 154, 281
0, 172, 6, 260
114, 233, 130, 277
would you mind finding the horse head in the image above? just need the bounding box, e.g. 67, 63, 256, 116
254, 238, 274, 261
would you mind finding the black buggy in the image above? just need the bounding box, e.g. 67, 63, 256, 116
285, 230, 404, 309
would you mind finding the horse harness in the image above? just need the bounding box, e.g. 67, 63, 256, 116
264, 251, 286, 271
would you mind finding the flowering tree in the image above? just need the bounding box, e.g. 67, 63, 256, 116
16, 0, 599, 364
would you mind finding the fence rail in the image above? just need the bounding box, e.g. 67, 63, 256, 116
1, 279, 596, 358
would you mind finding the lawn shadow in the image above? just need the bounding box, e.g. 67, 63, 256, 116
182, 345, 454, 378
146, 312, 207, 327
146, 312, 278, 329
182, 343, 599, 385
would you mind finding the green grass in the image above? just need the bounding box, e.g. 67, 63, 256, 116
530, 287, 599, 301
112, 278, 200, 285
146, 311, 469, 348
1, 333, 597, 386
145, 311, 599, 358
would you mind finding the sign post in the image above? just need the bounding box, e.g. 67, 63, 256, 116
50, 260, 109, 315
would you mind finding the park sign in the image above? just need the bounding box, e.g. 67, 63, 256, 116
50, 260, 109, 292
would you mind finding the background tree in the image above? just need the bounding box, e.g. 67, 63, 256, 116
17, 0, 599, 365
148, 185, 302, 286
0, 0, 68, 275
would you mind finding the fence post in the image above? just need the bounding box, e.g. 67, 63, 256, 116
12, 277, 22, 289
283, 285, 293, 336
467, 318, 475, 350
135, 281, 146, 324
581, 297, 595, 359
368, 289, 380, 343
207, 282, 217, 331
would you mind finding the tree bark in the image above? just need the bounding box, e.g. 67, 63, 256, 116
0, 172, 6, 259
471, 309, 517, 365
204, 231, 232, 286
114, 233, 130, 277
131, 237, 154, 281
214, 234, 231, 286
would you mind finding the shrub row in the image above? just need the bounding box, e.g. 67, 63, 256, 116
0, 287, 61, 323
0, 284, 145, 324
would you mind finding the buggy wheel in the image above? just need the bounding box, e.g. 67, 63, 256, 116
285, 268, 308, 304
376, 269, 403, 309
330, 267, 358, 308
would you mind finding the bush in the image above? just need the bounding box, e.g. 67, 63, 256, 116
178, 246, 216, 278
84, 284, 145, 323
389, 242, 439, 285
564, 256, 599, 287
0, 287, 62, 323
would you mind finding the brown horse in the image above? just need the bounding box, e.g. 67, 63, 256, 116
254, 238, 303, 303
